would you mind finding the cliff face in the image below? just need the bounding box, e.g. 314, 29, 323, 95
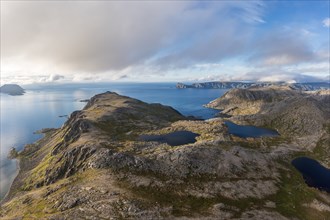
1, 91, 330, 219
0, 84, 25, 95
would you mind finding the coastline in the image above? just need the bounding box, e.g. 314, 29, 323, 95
0, 89, 329, 219
1, 159, 20, 204
0, 129, 57, 205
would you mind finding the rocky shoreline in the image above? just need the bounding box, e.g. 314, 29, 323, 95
1, 89, 329, 219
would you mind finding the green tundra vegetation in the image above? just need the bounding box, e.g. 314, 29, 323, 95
1, 89, 329, 219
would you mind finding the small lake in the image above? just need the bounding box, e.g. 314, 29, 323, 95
292, 157, 330, 193
0, 83, 226, 200
139, 131, 199, 146
225, 121, 279, 138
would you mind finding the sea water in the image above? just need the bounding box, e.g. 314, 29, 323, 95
0, 82, 226, 199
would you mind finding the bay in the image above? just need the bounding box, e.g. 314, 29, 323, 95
0, 83, 226, 199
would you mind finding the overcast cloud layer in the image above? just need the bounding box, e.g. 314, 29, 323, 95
1, 1, 329, 84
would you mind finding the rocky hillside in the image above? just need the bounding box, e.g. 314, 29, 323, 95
0, 84, 25, 95
1, 91, 330, 219
206, 86, 330, 137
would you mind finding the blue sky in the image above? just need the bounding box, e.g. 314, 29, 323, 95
1, 1, 329, 84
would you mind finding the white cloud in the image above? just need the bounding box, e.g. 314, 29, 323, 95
285, 62, 329, 75
1, 1, 327, 84
322, 17, 330, 27
1, 1, 265, 81
185, 70, 324, 83
248, 28, 316, 66
193, 63, 224, 69
263, 55, 300, 66
47, 74, 64, 82
240, 69, 325, 83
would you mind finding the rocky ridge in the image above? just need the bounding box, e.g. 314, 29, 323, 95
1, 90, 329, 219
206, 87, 330, 138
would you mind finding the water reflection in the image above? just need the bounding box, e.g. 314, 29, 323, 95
0, 83, 226, 199
139, 131, 200, 146
292, 157, 330, 193
225, 121, 279, 138
0, 91, 87, 199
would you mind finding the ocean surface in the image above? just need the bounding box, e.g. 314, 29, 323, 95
0, 83, 226, 199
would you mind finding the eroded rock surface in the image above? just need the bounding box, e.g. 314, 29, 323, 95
1, 90, 329, 219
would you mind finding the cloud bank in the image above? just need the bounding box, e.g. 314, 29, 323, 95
1, 2, 262, 70
1, 1, 329, 84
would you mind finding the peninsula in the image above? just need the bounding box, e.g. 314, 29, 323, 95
176, 81, 330, 91
1, 89, 329, 219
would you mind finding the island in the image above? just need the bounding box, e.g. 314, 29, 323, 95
0, 84, 25, 96
1, 89, 329, 219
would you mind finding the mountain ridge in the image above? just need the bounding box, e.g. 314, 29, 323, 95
1, 90, 330, 219
177, 81, 330, 91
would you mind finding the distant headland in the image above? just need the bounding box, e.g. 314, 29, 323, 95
176, 81, 330, 91
0, 84, 25, 96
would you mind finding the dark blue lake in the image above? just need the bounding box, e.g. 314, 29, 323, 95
140, 131, 199, 146
225, 121, 279, 138
0, 83, 226, 199
292, 157, 330, 193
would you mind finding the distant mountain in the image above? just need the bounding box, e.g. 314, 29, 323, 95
206, 86, 330, 137
0, 84, 25, 95
3, 91, 330, 219
176, 81, 330, 91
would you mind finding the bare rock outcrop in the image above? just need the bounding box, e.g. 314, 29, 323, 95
1, 90, 329, 220
206, 86, 330, 138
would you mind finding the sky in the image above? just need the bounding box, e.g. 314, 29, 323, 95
0, 0, 329, 85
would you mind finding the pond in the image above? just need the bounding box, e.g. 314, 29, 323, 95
292, 157, 330, 193
224, 121, 279, 138
0, 83, 226, 200
139, 131, 199, 146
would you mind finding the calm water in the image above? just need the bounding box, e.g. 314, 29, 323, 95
292, 157, 330, 193
0, 83, 226, 199
139, 131, 199, 146
225, 121, 279, 138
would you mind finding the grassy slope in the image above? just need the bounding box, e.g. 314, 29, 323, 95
1, 91, 330, 219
